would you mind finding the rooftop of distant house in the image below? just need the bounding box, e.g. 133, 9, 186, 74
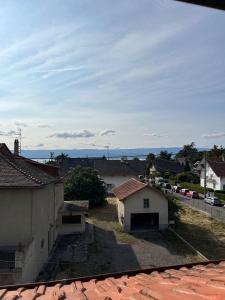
0, 142, 62, 188
207, 158, 225, 177
151, 158, 183, 174
58, 157, 147, 177
1, 260, 225, 299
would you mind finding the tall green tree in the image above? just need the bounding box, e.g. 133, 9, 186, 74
146, 153, 155, 162
64, 166, 106, 207
176, 142, 202, 163
55, 152, 69, 165
207, 145, 225, 159
158, 150, 172, 160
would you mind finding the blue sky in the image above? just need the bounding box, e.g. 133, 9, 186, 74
0, 0, 225, 150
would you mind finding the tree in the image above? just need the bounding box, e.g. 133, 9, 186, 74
146, 153, 155, 162
64, 166, 106, 207
133, 156, 139, 161
175, 142, 202, 163
158, 150, 172, 160
208, 145, 225, 159
55, 152, 69, 165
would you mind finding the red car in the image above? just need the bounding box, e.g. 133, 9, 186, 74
180, 188, 189, 196
186, 191, 199, 199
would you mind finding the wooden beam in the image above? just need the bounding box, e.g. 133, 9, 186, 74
176, 0, 225, 11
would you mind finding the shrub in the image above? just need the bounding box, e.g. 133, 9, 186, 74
64, 166, 107, 207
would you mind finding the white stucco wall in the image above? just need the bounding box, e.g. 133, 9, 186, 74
200, 162, 221, 190
102, 175, 134, 192
57, 213, 86, 235
117, 187, 168, 232
117, 198, 125, 226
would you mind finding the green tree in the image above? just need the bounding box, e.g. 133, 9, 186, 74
55, 152, 69, 165
146, 153, 155, 162
208, 145, 225, 159
175, 142, 203, 163
184, 161, 191, 172
133, 156, 139, 161
158, 150, 172, 160
64, 166, 106, 207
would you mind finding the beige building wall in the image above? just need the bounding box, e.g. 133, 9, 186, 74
0, 182, 64, 284
0, 189, 32, 246
117, 187, 168, 232
57, 212, 86, 235
102, 175, 134, 191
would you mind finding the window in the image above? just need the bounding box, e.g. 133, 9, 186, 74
62, 215, 81, 224
143, 198, 149, 208
41, 239, 45, 249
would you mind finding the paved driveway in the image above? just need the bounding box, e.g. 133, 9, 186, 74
55, 199, 200, 279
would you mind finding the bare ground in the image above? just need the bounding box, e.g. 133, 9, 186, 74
55, 198, 201, 279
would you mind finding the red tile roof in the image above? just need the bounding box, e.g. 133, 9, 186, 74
112, 178, 147, 201
0, 143, 62, 188
1, 261, 225, 299
208, 159, 225, 177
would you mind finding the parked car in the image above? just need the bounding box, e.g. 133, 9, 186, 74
180, 188, 189, 196
163, 183, 171, 189
186, 190, 199, 199
172, 185, 181, 193
204, 196, 221, 206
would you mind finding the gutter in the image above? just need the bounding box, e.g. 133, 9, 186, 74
0, 259, 224, 290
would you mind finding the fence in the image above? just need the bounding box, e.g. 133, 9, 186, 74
181, 198, 225, 224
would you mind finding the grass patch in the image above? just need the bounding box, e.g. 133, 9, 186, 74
161, 229, 203, 263
174, 201, 225, 260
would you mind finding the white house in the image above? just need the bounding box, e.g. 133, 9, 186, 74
0, 142, 64, 285
200, 159, 225, 191
58, 157, 146, 193
113, 178, 168, 232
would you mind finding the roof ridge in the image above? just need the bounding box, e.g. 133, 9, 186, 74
0, 153, 43, 185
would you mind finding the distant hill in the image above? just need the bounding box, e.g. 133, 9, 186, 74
20, 147, 207, 159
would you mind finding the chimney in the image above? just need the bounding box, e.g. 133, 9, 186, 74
14, 139, 19, 156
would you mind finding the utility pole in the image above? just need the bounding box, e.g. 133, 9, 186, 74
204, 152, 207, 198
106, 145, 109, 160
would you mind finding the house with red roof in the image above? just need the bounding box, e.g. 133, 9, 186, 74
0, 142, 64, 285
112, 178, 168, 232
200, 158, 225, 191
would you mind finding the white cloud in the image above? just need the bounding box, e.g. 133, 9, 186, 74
143, 133, 167, 138
0, 130, 17, 136
14, 122, 28, 127
100, 129, 116, 136
49, 130, 95, 139
202, 132, 225, 139
38, 124, 51, 128
36, 143, 44, 147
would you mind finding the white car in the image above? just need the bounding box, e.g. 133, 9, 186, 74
204, 196, 221, 206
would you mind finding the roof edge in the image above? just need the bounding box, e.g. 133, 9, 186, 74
1, 259, 224, 290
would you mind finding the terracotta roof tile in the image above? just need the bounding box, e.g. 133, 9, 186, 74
0, 144, 61, 188
112, 178, 147, 200
1, 261, 225, 299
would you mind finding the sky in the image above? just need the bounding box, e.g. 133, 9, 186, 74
0, 0, 225, 150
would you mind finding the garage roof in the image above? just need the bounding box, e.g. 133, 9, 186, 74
1, 260, 225, 299
112, 178, 147, 201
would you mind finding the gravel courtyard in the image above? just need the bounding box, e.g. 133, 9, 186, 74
55, 198, 201, 279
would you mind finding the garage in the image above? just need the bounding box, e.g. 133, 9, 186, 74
131, 213, 159, 231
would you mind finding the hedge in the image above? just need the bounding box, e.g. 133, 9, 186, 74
179, 182, 225, 202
